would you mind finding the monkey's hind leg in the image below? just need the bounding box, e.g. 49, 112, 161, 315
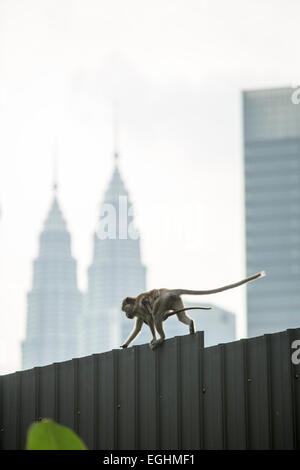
148, 319, 157, 346
172, 297, 195, 334
150, 318, 166, 350
176, 311, 195, 334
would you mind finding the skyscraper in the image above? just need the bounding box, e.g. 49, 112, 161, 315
243, 87, 300, 337
82, 151, 147, 355
22, 183, 82, 369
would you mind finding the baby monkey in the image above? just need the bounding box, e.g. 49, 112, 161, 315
121, 271, 265, 350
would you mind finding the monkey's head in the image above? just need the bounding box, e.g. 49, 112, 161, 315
121, 297, 136, 319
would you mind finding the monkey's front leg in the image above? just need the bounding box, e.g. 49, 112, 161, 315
120, 318, 143, 348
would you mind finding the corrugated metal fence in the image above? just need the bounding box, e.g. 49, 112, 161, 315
1, 328, 300, 449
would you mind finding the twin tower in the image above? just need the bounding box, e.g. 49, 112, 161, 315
22, 153, 147, 370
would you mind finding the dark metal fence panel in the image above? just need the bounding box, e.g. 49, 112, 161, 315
57, 359, 75, 432
39, 364, 57, 422
77, 355, 94, 449
1, 327, 300, 450
203, 344, 226, 449
287, 329, 300, 449
91, 354, 100, 450
269, 330, 295, 449
20, 368, 36, 449
246, 335, 272, 449
157, 336, 180, 449
180, 332, 203, 450
97, 350, 115, 450
136, 342, 158, 450
0, 372, 19, 449
117, 346, 137, 450
223, 340, 248, 449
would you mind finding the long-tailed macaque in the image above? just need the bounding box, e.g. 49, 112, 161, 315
121, 271, 265, 350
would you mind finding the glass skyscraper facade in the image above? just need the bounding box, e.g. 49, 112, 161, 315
22, 187, 82, 369
243, 87, 300, 337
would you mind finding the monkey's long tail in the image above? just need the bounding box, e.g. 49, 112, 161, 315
171, 271, 266, 296
164, 306, 212, 319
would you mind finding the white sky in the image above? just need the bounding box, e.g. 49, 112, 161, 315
0, 0, 300, 374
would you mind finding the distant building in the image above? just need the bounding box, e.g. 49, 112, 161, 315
22, 184, 82, 370
81, 151, 147, 355
243, 87, 300, 337
162, 301, 236, 347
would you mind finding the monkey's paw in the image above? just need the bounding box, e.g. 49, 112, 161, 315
120, 344, 128, 349
149, 340, 160, 350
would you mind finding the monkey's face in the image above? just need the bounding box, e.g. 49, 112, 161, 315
122, 297, 136, 319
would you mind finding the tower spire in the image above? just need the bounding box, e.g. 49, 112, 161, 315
53, 139, 58, 195
113, 101, 119, 163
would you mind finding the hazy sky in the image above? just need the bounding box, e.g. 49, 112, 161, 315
1, 0, 300, 374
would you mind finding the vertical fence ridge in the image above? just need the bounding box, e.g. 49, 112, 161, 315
263, 334, 273, 449
112, 350, 119, 450
197, 332, 204, 450
72, 358, 79, 434
34, 367, 40, 422
287, 329, 298, 449
219, 343, 227, 449
154, 347, 160, 450
54, 363, 59, 423
15, 371, 22, 449
92, 354, 99, 450
0, 374, 3, 449
241, 339, 250, 449
176, 336, 182, 450
133, 346, 139, 450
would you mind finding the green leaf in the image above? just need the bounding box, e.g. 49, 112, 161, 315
26, 419, 87, 450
